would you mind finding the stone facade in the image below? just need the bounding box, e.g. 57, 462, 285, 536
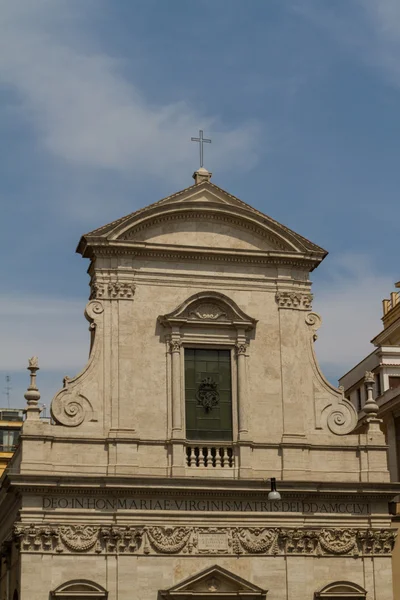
0, 169, 399, 600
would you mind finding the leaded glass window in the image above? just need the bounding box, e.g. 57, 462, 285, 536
185, 348, 232, 441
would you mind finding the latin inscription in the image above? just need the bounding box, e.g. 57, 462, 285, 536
197, 533, 228, 550
42, 497, 370, 515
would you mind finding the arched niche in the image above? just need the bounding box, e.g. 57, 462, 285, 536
315, 581, 367, 599
50, 580, 108, 599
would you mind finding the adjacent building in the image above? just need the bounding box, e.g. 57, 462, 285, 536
339, 282, 400, 598
0, 408, 23, 477
339, 282, 400, 481
0, 168, 399, 600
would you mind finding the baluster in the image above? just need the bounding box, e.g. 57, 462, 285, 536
186, 446, 191, 466
216, 447, 223, 468
208, 447, 214, 467
194, 446, 200, 467
202, 447, 208, 467
227, 447, 234, 467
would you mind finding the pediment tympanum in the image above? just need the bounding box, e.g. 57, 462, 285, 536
160, 565, 267, 600
159, 291, 257, 331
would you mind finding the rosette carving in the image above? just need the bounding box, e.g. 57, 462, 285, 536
59, 525, 99, 552
146, 527, 191, 554
236, 527, 279, 554
318, 529, 357, 555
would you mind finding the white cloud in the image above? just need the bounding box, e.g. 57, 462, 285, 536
313, 253, 394, 378
0, 0, 259, 181
294, 0, 400, 89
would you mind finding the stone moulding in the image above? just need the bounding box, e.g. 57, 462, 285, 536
12, 524, 396, 557
275, 291, 313, 310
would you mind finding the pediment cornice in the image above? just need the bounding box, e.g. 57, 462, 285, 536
88, 242, 323, 271
159, 291, 257, 331
160, 565, 267, 600
76, 181, 327, 271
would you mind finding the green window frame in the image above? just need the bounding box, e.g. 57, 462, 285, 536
184, 348, 233, 441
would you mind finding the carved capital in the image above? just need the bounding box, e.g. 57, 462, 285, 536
90, 281, 136, 300
169, 340, 182, 354
276, 292, 313, 310
235, 343, 247, 356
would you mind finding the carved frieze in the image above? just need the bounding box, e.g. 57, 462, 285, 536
145, 527, 191, 554
13, 524, 396, 556
276, 292, 313, 310
90, 281, 135, 300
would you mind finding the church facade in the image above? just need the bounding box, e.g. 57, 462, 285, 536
0, 168, 398, 600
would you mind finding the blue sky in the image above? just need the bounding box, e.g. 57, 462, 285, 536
1, 0, 399, 409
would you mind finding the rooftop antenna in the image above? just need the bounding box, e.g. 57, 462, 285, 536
4, 375, 11, 408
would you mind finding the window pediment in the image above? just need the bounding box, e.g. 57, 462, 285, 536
160, 565, 267, 600
159, 292, 257, 331
51, 580, 107, 598
315, 581, 366, 599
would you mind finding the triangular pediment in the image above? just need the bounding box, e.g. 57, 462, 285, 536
161, 566, 267, 599
77, 180, 327, 270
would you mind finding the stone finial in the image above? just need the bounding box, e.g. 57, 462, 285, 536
192, 167, 212, 185
24, 356, 41, 420
363, 371, 379, 418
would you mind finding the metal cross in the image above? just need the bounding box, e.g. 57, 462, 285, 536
191, 129, 211, 168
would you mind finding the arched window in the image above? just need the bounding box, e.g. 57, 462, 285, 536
315, 581, 366, 600
50, 580, 107, 599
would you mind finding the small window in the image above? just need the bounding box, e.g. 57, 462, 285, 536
0, 429, 20, 452
185, 348, 232, 441
376, 373, 382, 397
389, 376, 400, 390
356, 388, 362, 411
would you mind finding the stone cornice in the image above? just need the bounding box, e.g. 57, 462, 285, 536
86, 242, 323, 271
13, 523, 396, 557
5, 473, 400, 497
